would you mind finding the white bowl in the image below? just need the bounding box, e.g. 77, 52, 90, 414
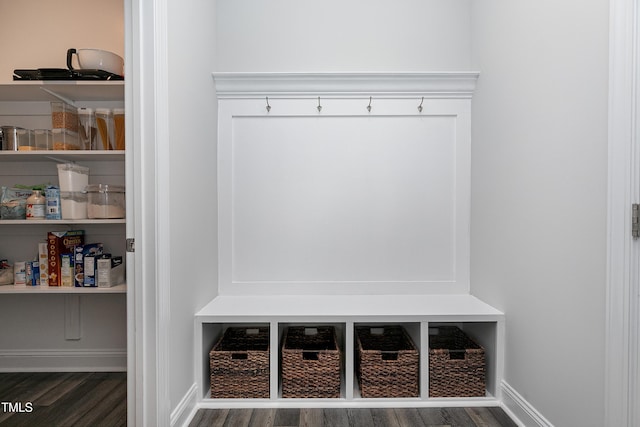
72, 49, 124, 76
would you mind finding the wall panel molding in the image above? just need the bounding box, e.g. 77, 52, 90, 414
214, 73, 477, 296
213, 72, 479, 98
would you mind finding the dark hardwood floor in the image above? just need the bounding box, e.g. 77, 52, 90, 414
0, 372, 126, 427
189, 406, 519, 427
0, 373, 518, 426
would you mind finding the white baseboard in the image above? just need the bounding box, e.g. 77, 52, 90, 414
172, 383, 198, 427
0, 349, 127, 372
501, 381, 554, 427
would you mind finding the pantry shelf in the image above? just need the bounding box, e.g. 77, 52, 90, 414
0, 151, 124, 163
0, 81, 125, 102
0, 219, 126, 225
0, 283, 126, 294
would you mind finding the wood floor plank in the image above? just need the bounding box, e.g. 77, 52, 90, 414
465, 407, 505, 427
223, 408, 253, 427
73, 375, 127, 427
189, 407, 517, 427
417, 407, 450, 425
0, 373, 36, 398
370, 408, 402, 427
347, 408, 375, 427
93, 397, 127, 427
443, 407, 478, 426
394, 408, 431, 426
273, 408, 300, 427
0, 372, 61, 404
487, 407, 519, 427
248, 408, 276, 427
299, 408, 324, 427
190, 408, 229, 427
32, 372, 94, 406
20, 372, 122, 427
322, 408, 349, 426
54, 373, 124, 426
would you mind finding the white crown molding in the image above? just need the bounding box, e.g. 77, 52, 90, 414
212, 71, 479, 98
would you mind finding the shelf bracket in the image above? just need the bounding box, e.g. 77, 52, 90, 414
39, 87, 77, 107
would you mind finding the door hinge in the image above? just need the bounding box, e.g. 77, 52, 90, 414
633, 204, 640, 239
126, 238, 135, 253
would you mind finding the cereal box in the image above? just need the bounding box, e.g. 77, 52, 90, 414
47, 230, 84, 286
74, 243, 103, 287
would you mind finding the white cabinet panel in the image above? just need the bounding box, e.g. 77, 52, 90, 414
231, 116, 457, 283
216, 73, 475, 295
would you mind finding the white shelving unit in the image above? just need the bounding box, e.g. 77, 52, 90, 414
0, 80, 128, 371
0, 284, 126, 294
195, 294, 505, 408
194, 73, 505, 408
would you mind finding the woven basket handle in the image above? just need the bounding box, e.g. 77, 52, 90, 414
381, 352, 399, 361
302, 352, 319, 361
449, 350, 466, 360
231, 353, 248, 360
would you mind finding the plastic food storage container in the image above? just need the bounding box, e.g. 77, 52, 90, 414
86, 184, 125, 218
1, 126, 25, 150
113, 108, 125, 150
51, 129, 81, 150
57, 163, 89, 192
33, 129, 52, 150
51, 101, 78, 132
78, 107, 96, 150
60, 191, 88, 219
16, 129, 34, 151
95, 108, 114, 150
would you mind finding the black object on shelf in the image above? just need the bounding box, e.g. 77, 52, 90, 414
13, 68, 124, 81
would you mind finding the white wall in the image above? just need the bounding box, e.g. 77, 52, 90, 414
0, 0, 124, 84
167, 0, 218, 412
203, 1, 610, 425
469, 1, 609, 426
215, 0, 471, 72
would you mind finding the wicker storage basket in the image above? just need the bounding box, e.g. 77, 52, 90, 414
281, 326, 341, 398
209, 326, 270, 399
428, 326, 486, 397
355, 325, 419, 398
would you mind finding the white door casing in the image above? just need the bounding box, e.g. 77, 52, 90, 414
606, 0, 640, 425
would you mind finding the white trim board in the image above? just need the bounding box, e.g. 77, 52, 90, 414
500, 381, 553, 427
606, 0, 640, 425
212, 72, 479, 98
0, 349, 127, 372
171, 383, 198, 427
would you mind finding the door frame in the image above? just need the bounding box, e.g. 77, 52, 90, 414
606, 0, 639, 425
127, 0, 171, 425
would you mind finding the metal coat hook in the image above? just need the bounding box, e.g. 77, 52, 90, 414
266, 97, 271, 112
367, 96, 372, 112
418, 97, 424, 113
317, 96, 322, 112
